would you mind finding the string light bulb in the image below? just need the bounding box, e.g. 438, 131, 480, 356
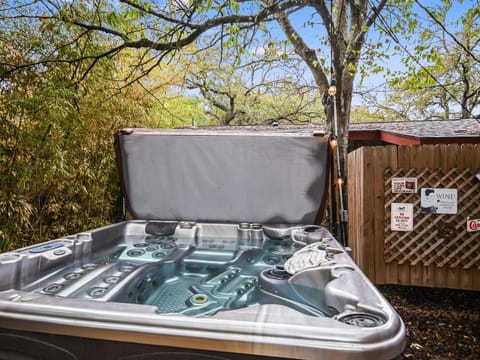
328, 79, 337, 96
329, 136, 338, 149
328, 84, 337, 96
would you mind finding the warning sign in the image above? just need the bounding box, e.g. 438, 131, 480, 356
391, 203, 414, 232
392, 177, 417, 193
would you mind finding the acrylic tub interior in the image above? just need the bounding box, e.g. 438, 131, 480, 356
0, 220, 404, 360
0, 128, 404, 359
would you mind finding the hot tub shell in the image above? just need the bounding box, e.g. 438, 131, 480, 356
0, 127, 405, 360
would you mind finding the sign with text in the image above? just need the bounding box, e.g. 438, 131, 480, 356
392, 177, 417, 194
467, 216, 480, 233
420, 188, 458, 214
391, 203, 414, 231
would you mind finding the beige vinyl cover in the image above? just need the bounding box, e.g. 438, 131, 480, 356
115, 128, 330, 224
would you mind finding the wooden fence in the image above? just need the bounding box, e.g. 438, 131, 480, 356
347, 144, 480, 290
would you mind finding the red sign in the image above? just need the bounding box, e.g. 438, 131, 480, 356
467, 217, 480, 233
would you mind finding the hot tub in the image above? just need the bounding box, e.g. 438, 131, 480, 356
0, 127, 405, 360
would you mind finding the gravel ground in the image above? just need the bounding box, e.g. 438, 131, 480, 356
379, 285, 480, 360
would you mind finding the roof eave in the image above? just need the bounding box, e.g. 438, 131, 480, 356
349, 130, 480, 145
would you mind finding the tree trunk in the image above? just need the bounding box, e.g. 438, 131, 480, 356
258, 0, 387, 242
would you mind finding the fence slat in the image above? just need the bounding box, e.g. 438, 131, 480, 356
446, 145, 461, 289
434, 145, 448, 287
360, 147, 376, 280
373, 147, 387, 284
420, 146, 436, 287
384, 146, 399, 284
396, 146, 411, 285
472, 144, 480, 290
409, 146, 423, 286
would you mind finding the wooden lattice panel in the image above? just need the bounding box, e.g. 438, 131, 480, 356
384, 168, 480, 269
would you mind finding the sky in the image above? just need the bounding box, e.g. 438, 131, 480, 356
261, 0, 479, 108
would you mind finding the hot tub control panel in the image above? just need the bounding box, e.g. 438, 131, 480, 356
29, 241, 65, 254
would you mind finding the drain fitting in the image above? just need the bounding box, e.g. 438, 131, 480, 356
263, 266, 291, 280
338, 312, 385, 327
191, 294, 209, 304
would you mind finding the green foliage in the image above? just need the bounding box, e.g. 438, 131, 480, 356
150, 95, 212, 127
0, 75, 139, 251
0, 14, 179, 252
360, 0, 480, 121
2, 0, 478, 253
181, 38, 325, 126
350, 106, 385, 123
1, 0, 333, 253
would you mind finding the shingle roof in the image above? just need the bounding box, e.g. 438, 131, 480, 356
176, 119, 479, 144
349, 119, 480, 145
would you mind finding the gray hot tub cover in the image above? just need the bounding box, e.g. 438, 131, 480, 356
115, 128, 330, 224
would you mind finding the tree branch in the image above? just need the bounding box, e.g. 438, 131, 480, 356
273, 4, 329, 89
